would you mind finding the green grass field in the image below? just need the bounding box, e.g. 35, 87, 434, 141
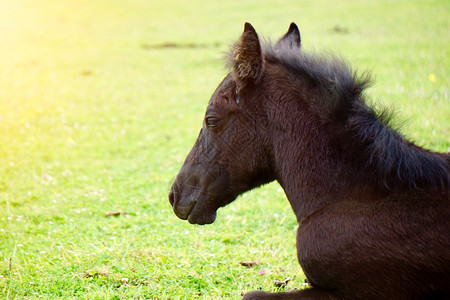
0, 0, 448, 299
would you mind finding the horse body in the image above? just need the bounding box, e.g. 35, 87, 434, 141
169, 23, 450, 299
297, 193, 450, 299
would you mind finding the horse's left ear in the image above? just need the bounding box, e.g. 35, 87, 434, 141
232, 22, 263, 84
275, 22, 301, 50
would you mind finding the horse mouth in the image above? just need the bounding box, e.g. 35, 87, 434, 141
169, 189, 218, 225
175, 199, 196, 220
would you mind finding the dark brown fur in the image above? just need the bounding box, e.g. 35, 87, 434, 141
169, 23, 450, 299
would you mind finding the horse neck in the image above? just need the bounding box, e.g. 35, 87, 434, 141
270, 113, 356, 221
270, 100, 449, 222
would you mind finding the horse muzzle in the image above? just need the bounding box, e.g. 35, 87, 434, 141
168, 164, 230, 225
169, 184, 217, 225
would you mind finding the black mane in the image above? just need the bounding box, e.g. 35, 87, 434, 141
263, 42, 370, 123
262, 43, 450, 191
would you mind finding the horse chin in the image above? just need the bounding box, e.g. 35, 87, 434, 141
186, 193, 237, 225
187, 209, 217, 225
185, 195, 221, 225
171, 192, 219, 225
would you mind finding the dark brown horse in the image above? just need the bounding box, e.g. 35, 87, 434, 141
169, 23, 450, 299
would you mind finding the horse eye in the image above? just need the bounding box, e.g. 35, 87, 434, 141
234, 89, 241, 104
205, 116, 221, 128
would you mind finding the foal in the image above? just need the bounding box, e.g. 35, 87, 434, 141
169, 23, 450, 299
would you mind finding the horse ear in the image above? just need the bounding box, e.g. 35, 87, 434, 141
232, 22, 263, 84
275, 22, 301, 50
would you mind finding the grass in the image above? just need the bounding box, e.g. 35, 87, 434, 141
0, 0, 448, 299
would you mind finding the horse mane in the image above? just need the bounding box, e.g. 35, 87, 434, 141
258, 42, 450, 191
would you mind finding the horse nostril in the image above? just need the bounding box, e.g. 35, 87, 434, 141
169, 188, 175, 207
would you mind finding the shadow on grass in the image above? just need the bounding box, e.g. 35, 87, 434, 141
141, 41, 222, 50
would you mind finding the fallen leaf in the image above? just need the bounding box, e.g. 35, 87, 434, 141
105, 211, 127, 217
274, 277, 291, 288
239, 261, 260, 268
83, 270, 108, 278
